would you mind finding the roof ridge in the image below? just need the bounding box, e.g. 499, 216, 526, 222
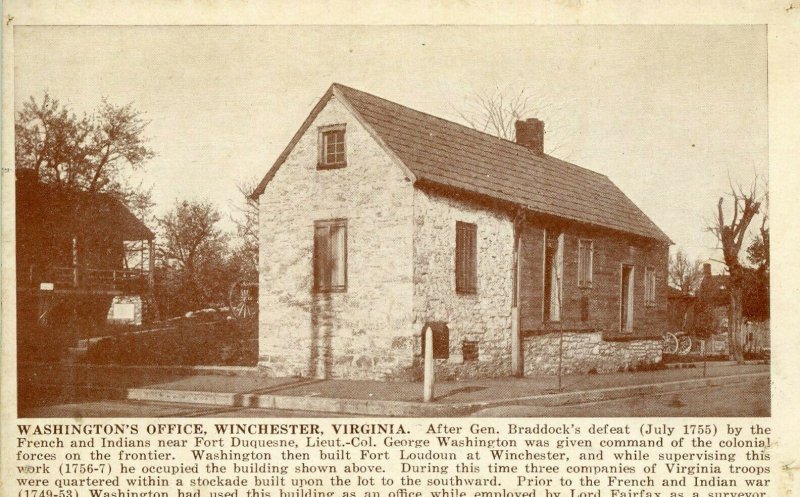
332, 82, 608, 180
334, 83, 526, 146
253, 83, 669, 243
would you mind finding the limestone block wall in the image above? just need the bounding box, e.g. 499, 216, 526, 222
257, 95, 416, 380
523, 332, 662, 375
412, 189, 515, 380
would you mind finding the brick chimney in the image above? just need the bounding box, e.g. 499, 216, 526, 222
703, 263, 712, 278
514, 118, 545, 154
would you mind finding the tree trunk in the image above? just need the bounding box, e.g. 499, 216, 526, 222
728, 285, 745, 363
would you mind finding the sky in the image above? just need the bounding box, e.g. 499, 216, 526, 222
13, 25, 768, 268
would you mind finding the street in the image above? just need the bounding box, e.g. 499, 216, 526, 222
472, 376, 770, 417
23, 376, 768, 418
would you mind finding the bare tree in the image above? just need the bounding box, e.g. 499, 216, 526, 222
708, 179, 763, 363
669, 249, 702, 294
748, 176, 769, 273
454, 84, 572, 157
229, 176, 259, 278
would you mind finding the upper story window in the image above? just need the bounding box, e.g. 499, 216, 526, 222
644, 266, 656, 306
578, 239, 593, 288
313, 219, 347, 292
455, 221, 477, 294
318, 124, 347, 169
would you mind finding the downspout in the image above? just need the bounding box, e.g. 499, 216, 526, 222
511, 210, 524, 377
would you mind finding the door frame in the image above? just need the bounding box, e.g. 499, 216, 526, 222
620, 264, 635, 333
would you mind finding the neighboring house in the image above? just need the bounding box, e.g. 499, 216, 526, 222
16, 169, 156, 328
696, 263, 769, 354
252, 83, 671, 380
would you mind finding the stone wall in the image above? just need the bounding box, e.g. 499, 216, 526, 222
257, 95, 416, 380
255, 96, 671, 381
411, 189, 515, 380
523, 331, 662, 375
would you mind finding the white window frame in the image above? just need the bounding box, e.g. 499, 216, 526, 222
317, 124, 347, 169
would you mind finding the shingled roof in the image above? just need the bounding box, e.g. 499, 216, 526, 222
16, 173, 154, 241
253, 83, 670, 243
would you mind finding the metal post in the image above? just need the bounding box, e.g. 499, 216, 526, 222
423, 325, 434, 403
72, 237, 79, 287
703, 338, 707, 378
511, 307, 521, 375
558, 321, 565, 391
148, 239, 156, 291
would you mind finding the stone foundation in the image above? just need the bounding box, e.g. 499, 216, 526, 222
524, 331, 662, 375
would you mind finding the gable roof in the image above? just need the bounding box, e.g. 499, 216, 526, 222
253, 83, 671, 243
16, 174, 154, 241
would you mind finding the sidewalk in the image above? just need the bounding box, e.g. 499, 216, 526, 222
19, 361, 768, 417
124, 362, 768, 416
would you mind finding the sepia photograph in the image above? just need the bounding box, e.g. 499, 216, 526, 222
11, 24, 769, 418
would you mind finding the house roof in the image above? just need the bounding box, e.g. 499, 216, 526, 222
16, 175, 154, 241
253, 83, 671, 243
699, 274, 731, 307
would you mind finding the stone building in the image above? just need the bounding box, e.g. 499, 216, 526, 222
251, 84, 671, 380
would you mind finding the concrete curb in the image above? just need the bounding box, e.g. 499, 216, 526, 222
127, 371, 769, 416
21, 361, 267, 376
663, 360, 768, 369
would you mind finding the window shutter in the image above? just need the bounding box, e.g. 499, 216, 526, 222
466, 225, 475, 292
455, 222, 477, 294
314, 225, 329, 291
456, 223, 465, 292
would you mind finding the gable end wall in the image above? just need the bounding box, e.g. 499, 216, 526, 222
257, 96, 415, 380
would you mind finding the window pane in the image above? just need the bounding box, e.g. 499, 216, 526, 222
322, 129, 346, 165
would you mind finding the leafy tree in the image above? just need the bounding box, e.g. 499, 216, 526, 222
668, 249, 702, 294
747, 229, 769, 272
15, 92, 154, 203
157, 200, 230, 315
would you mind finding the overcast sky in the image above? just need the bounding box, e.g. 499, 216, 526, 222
14, 25, 767, 267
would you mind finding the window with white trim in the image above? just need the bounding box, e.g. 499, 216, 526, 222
645, 266, 656, 306
318, 124, 346, 169
578, 239, 593, 288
